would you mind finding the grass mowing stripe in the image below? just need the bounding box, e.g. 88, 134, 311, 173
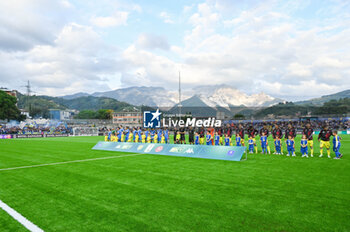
0, 153, 143, 172
0, 200, 44, 232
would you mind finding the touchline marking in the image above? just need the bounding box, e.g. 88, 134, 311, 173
0, 199, 44, 232
0, 153, 143, 172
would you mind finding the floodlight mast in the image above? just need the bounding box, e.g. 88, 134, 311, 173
178, 71, 182, 121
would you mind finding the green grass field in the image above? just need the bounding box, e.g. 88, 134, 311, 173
0, 135, 349, 232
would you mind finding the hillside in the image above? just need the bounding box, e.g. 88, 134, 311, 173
17, 93, 67, 118
18, 93, 136, 118
254, 98, 350, 118
295, 89, 350, 106
41, 96, 134, 111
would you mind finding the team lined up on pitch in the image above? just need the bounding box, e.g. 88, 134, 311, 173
105, 123, 342, 159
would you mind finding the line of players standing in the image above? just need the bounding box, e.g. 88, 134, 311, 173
106, 126, 170, 144
106, 122, 343, 159
181, 123, 342, 159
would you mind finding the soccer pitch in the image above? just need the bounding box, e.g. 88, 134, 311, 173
0, 136, 349, 232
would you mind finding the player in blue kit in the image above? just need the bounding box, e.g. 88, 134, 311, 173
150, 129, 155, 143
303, 123, 314, 157
194, 132, 200, 145
260, 132, 268, 154
333, 131, 342, 159
206, 131, 212, 145
224, 134, 231, 146
300, 134, 308, 157
157, 128, 162, 143
214, 132, 220, 146
248, 136, 256, 153
260, 124, 271, 154
124, 127, 130, 142
144, 129, 149, 142
163, 129, 169, 143
286, 135, 295, 157
132, 128, 137, 142
274, 137, 281, 155
117, 126, 124, 142
137, 127, 142, 141
236, 134, 242, 146
107, 129, 112, 141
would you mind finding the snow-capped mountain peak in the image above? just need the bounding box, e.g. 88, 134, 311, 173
191, 85, 280, 107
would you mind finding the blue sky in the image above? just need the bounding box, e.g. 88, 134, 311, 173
0, 0, 349, 100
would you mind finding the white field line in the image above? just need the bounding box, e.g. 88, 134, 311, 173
0, 153, 143, 172
0, 199, 44, 232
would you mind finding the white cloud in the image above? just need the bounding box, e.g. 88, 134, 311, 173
287, 63, 312, 77
183, 5, 194, 14
0, 23, 121, 95
130, 4, 142, 13
256, 80, 342, 100
313, 57, 347, 69
159, 12, 174, 24
136, 33, 170, 50
60, 0, 73, 8
119, 0, 350, 100
0, 0, 70, 51
1, 0, 350, 101
91, 11, 129, 28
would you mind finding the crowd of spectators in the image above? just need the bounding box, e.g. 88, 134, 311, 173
223, 118, 349, 132
0, 125, 71, 135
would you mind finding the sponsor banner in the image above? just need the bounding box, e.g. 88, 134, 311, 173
92, 142, 246, 162
0, 134, 14, 139
45, 134, 69, 137
16, 134, 43, 138
0, 134, 70, 139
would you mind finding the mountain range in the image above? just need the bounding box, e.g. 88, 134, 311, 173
14, 86, 349, 118
61, 85, 283, 108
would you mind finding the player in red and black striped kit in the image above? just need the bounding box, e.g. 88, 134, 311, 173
236, 124, 245, 146
285, 124, 296, 139
303, 123, 314, 157
259, 124, 271, 154
285, 124, 296, 156
318, 125, 332, 158
272, 124, 283, 154
247, 125, 258, 138
224, 124, 232, 137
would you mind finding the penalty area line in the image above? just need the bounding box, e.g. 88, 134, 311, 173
0, 199, 44, 232
0, 153, 143, 172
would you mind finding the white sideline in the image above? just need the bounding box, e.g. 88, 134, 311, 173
0, 153, 143, 172
0, 199, 44, 232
